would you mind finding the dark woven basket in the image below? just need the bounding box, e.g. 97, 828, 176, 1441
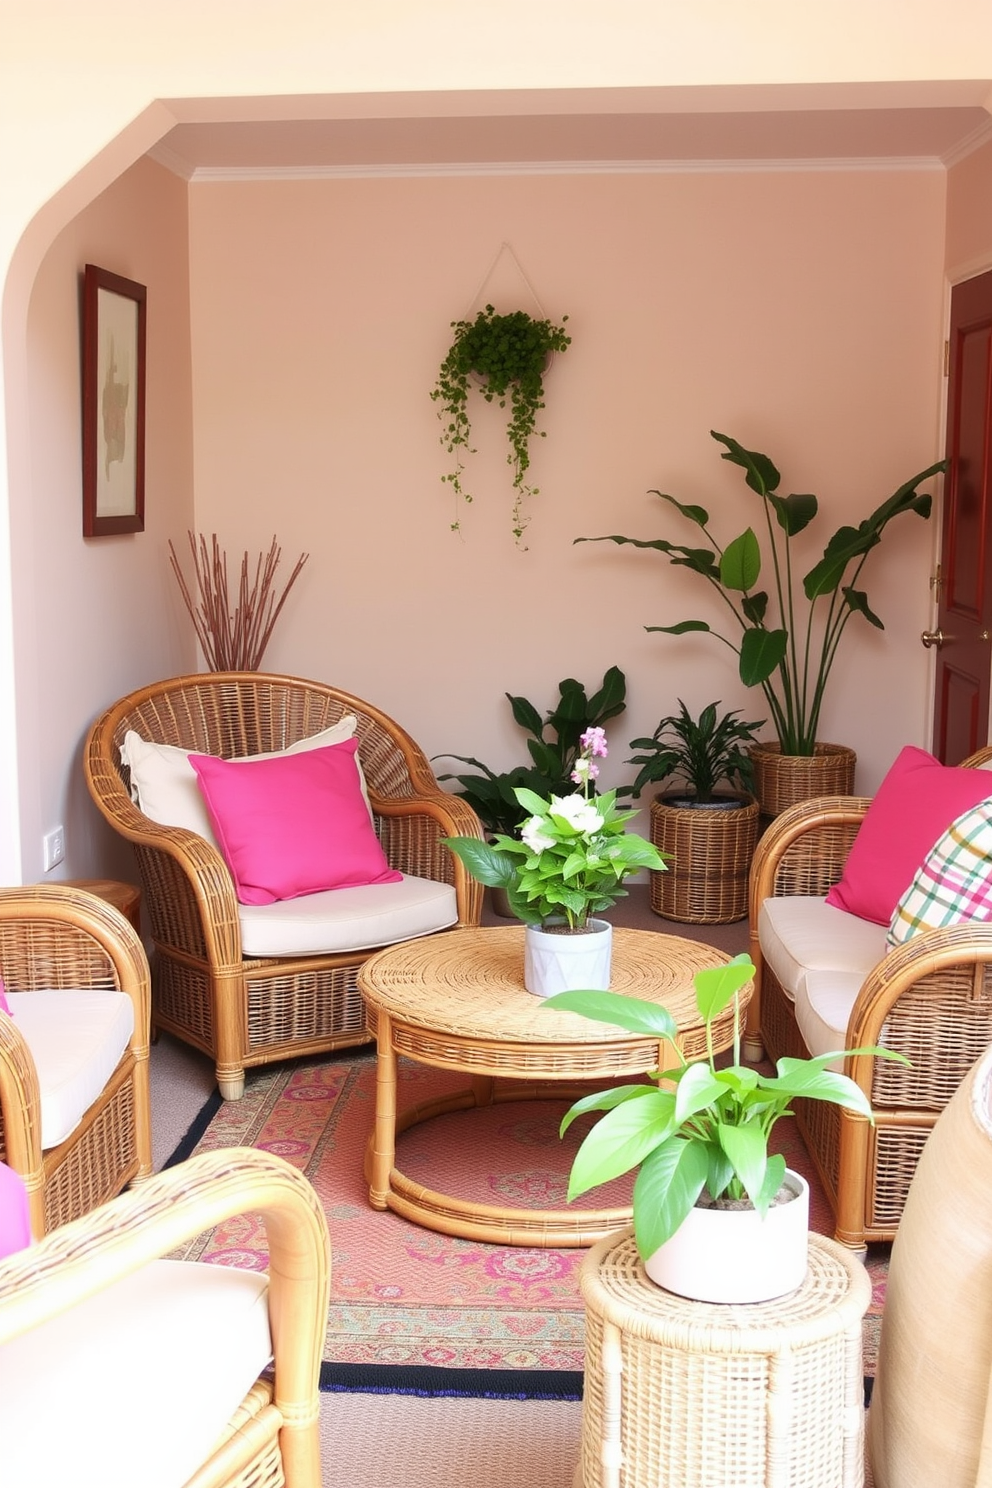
748, 742, 856, 819
649, 792, 760, 924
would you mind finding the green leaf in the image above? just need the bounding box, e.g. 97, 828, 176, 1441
566, 1092, 676, 1198
843, 587, 883, 629
632, 1139, 709, 1256
673, 1062, 727, 1124
506, 692, 544, 739
441, 837, 517, 888
767, 491, 817, 535
693, 955, 755, 1023
541, 988, 678, 1041
755, 1153, 787, 1213
646, 620, 712, 637
513, 786, 550, 817
559, 1083, 665, 1136
717, 1121, 768, 1209
720, 529, 761, 591
586, 664, 628, 720
741, 591, 769, 624
739, 627, 788, 686
650, 490, 710, 527
711, 431, 781, 496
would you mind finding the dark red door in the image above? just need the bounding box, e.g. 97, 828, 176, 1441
931, 269, 992, 763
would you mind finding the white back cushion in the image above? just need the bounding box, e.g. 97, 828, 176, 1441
120, 714, 359, 848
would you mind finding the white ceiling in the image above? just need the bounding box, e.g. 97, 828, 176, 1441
151, 100, 992, 179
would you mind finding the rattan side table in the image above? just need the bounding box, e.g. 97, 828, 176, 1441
577, 1229, 871, 1488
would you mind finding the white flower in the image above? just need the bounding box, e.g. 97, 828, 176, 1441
521, 816, 556, 853
549, 794, 604, 834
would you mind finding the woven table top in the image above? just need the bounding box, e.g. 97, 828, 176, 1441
358, 925, 736, 1044
580, 1229, 872, 1347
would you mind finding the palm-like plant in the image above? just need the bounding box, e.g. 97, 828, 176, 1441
624, 699, 764, 803
578, 432, 946, 756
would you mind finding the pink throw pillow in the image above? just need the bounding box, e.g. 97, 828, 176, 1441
825, 744, 992, 925
0, 1161, 30, 1257
189, 740, 402, 906
0, 976, 9, 1017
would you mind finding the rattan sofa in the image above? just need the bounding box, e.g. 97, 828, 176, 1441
0, 883, 152, 1237
747, 744, 992, 1250
85, 672, 484, 1099
0, 1147, 329, 1488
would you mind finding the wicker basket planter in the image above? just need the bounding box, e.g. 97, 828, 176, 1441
748, 741, 856, 819
649, 791, 760, 925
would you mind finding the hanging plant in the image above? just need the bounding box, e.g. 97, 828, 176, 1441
431, 304, 571, 545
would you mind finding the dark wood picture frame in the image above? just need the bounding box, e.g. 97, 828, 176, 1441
82, 263, 146, 537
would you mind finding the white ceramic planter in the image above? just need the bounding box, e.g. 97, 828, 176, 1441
643, 1169, 810, 1303
523, 918, 612, 998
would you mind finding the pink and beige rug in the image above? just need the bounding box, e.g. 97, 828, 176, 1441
174, 1050, 887, 1375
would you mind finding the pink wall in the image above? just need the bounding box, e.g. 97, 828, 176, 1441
945, 138, 992, 278
18, 157, 195, 881
189, 166, 947, 794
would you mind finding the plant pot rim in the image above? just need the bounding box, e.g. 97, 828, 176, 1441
747, 740, 856, 761
651, 789, 758, 812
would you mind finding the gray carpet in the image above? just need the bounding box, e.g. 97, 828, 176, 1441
148, 886, 749, 1486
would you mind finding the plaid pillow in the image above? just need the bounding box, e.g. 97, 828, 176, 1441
887, 798, 992, 948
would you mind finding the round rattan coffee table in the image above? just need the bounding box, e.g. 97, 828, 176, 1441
357, 924, 748, 1247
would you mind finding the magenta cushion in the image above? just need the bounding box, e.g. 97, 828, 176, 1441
0, 1161, 30, 1257
0, 976, 9, 1017
825, 745, 992, 925
189, 739, 402, 906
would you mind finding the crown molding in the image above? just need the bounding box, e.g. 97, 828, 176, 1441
176, 154, 949, 184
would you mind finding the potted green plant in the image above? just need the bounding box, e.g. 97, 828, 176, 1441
622, 699, 765, 924
577, 431, 947, 813
443, 728, 668, 997
433, 666, 627, 915
543, 955, 904, 1303
431, 304, 571, 545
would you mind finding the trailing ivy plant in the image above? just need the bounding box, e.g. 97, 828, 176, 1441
431, 304, 571, 545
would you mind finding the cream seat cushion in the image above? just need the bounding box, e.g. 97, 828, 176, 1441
238, 875, 458, 957
758, 896, 888, 1001
4, 989, 134, 1147
0, 1258, 271, 1488
758, 897, 889, 1068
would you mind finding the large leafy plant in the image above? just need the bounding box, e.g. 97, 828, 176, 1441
623, 698, 765, 803
578, 431, 946, 755
434, 666, 626, 840
431, 304, 571, 544
543, 955, 905, 1260
444, 729, 667, 930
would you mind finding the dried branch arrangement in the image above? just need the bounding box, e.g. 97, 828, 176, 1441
168, 531, 309, 672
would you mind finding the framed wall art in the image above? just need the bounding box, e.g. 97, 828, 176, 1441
82, 263, 146, 537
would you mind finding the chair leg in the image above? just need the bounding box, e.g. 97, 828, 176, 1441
217, 1067, 246, 1100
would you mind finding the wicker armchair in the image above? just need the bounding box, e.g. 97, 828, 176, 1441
0, 1147, 329, 1488
0, 884, 152, 1238
85, 672, 484, 1099
747, 744, 992, 1250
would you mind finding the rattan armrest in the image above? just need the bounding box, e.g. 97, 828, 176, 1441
0, 1012, 43, 1186
372, 790, 485, 922
0, 1145, 330, 1362
843, 920, 992, 1090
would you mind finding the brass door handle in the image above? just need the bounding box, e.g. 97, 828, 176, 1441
921, 629, 945, 649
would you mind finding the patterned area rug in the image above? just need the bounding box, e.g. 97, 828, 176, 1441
172, 1049, 888, 1378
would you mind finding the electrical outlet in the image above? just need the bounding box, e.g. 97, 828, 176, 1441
43, 826, 65, 872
